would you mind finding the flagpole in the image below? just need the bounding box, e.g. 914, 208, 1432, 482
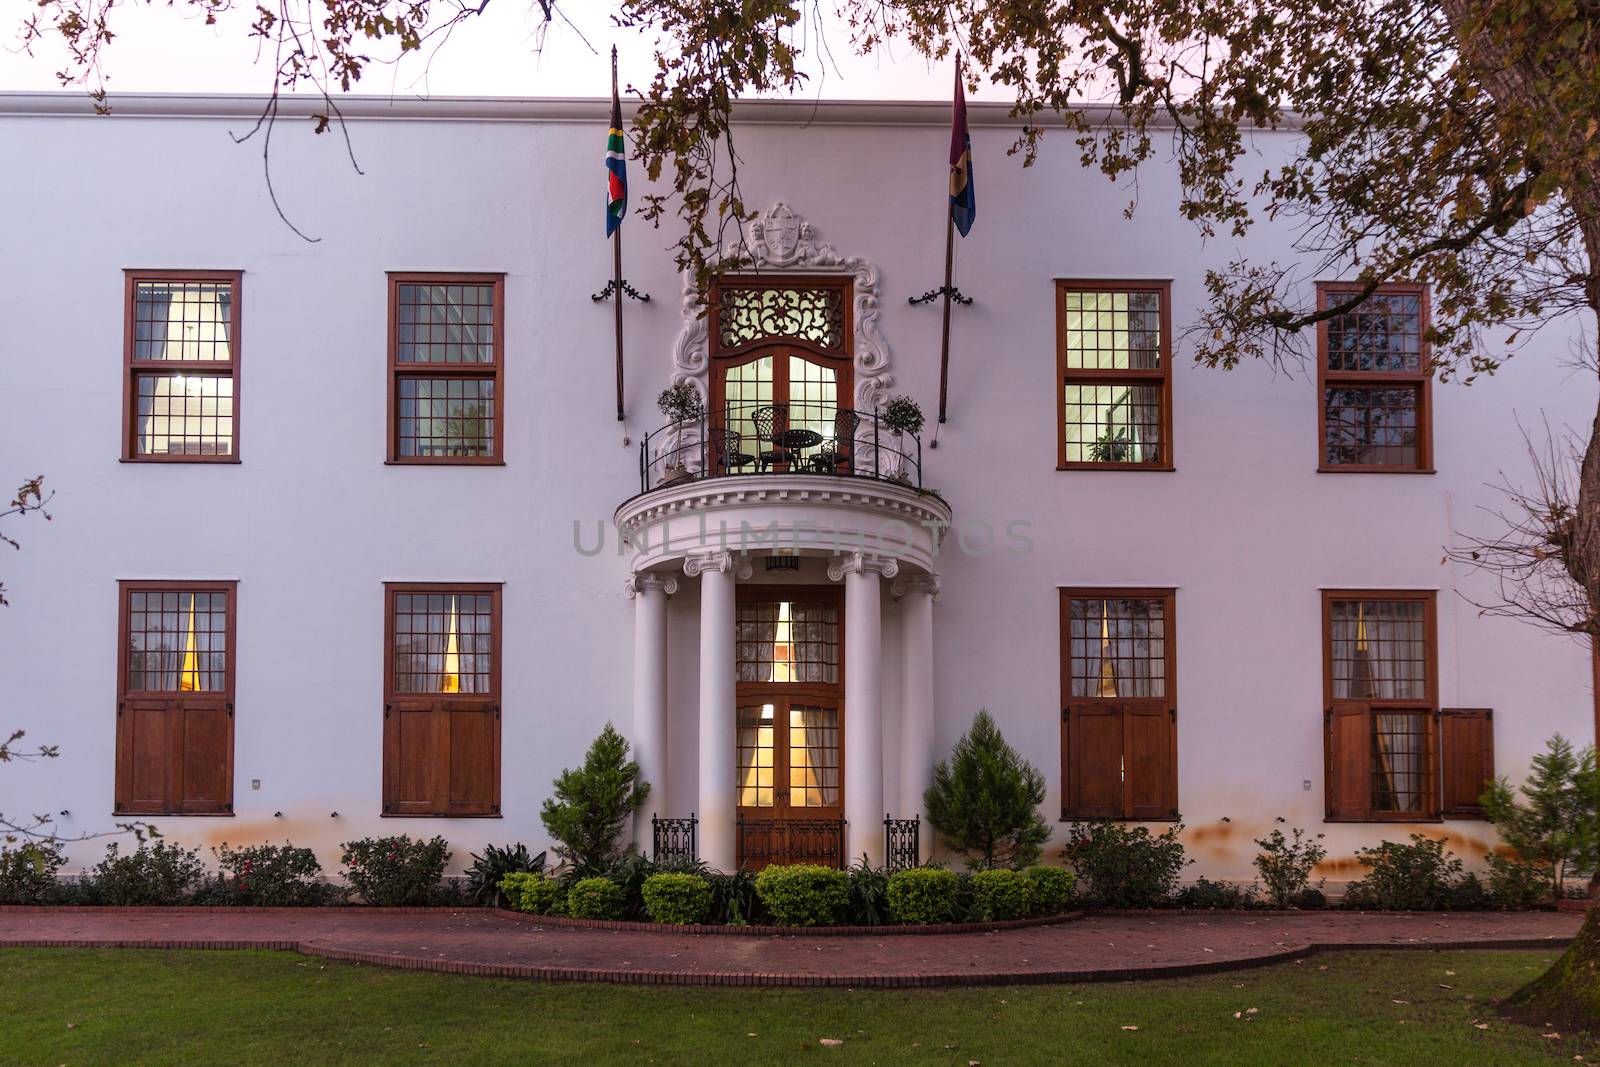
937, 209, 954, 427
611, 46, 626, 423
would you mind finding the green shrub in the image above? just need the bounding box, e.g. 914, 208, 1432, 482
1295, 888, 1328, 909
1480, 734, 1599, 898
970, 868, 1031, 921
845, 857, 890, 925
1062, 820, 1189, 908
1487, 853, 1550, 910
641, 872, 712, 925
1175, 876, 1256, 910
1253, 820, 1327, 907
0, 841, 66, 904
465, 844, 545, 908
886, 867, 959, 924
1446, 872, 1493, 911
566, 876, 626, 920
924, 711, 1050, 869
540, 724, 650, 874
339, 835, 450, 907
92, 841, 206, 905
207, 843, 337, 906
753, 864, 850, 926
499, 872, 564, 915
1343, 835, 1463, 910
1023, 866, 1075, 915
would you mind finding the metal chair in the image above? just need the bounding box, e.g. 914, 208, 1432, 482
751, 403, 791, 471
810, 408, 860, 474
710, 427, 755, 474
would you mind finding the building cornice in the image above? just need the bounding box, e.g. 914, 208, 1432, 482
0, 91, 1307, 131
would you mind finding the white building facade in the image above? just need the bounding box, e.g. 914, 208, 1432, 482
0, 93, 1594, 885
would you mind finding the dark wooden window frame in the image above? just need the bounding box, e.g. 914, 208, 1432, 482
1315, 281, 1434, 474
115, 579, 237, 815
382, 581, 503, 817
122, 269, 243, 463
1054, 279, 1175, 472
707, 274, 855, 425
1059, 587, 1179, 821
386, 272, 506, 466
1321, 589, 1441, 822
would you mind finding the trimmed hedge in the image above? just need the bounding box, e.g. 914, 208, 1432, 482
753, 864, 849, 926
886, 867, 958, 924
499, 872, 564, 915
1023, 865, 1075, 915
641, 872, 712, 925
566, 876, 626, 920
971, 868, 1030, 921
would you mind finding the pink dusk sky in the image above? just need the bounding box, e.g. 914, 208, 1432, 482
0, 3, 1014, 101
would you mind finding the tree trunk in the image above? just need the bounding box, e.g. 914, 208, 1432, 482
1436, 0, 1600, 1027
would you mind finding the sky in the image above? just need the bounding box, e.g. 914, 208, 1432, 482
0, 2, 1012, 101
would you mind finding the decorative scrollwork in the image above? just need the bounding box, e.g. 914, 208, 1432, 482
716, 286, 845, 351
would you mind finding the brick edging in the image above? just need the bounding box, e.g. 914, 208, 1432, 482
490, 908, 1084, 936
0, 905, 469, 914
1, 934, 1572, 989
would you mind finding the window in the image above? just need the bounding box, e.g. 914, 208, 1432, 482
383, 584, 501, 816
388, 274, 504, 463
1055, 281, 1172, 469
1317, 283, 1432, 471
115, 581, 236, 814
709, 276, 853, 469
123, 271, 241, 461
1060, 589, 1177, 819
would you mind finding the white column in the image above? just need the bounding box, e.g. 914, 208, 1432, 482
830, 551, 897, 865
893, 574, 939, 822
686, 550, 749, 871
627, 572, 676, 849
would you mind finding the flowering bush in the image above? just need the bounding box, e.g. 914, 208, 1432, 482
212, 842, 338, 906
90, 841, 207, 905
339, 835, 449, 907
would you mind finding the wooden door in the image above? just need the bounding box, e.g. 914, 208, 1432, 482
736, 698, 844, 868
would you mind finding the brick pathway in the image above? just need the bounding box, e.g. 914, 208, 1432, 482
0, 908, 1580, 988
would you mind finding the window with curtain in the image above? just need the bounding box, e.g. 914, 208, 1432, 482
736, 599, 839, 684
1060, 590, 1177, 820
1056, 282, 1171, 468
124, 272, 240, 460
389, 274, 504, 463
1318, 284, 1432, 470
383, 583, 501, 817
1323, 592, 1438, 819
116, 581, 236, 815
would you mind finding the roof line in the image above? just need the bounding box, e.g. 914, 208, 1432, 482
0, 91, 1305, 130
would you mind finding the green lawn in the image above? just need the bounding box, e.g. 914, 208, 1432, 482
4, 948, 1596, 1065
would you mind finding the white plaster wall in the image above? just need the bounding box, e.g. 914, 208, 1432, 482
0, 100, 1593, 884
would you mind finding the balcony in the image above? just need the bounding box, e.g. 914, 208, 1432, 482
616, 403, 950, 577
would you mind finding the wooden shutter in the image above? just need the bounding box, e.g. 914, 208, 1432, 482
384, 698, 443, 816
1439, 708, 1494, 819
1124, 705, 1177, 820
444, 701, 499, 816
1325, 705, 1371, 820
115, 698, 175, 815
1064, 704, 1124, 818
176, 697, 233, 813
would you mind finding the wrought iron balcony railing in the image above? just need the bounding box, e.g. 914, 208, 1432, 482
639, 402, 923, 495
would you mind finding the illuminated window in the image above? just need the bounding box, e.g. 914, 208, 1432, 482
389, 274, 504, 463
124, 272, 240, 460
1056, 282, 1171, 468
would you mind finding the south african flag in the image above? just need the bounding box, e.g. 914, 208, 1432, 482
605, 86, 627, 237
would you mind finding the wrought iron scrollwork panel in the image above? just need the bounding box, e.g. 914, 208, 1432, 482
717, 287, 845, 352
652, 814, 699, 865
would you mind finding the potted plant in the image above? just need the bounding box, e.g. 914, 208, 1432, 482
880, 395, 923, 482
1087, 428, 1133, 463
656, 382, 704, 483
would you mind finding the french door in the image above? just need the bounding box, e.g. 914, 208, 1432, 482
734, 587, 845, 868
